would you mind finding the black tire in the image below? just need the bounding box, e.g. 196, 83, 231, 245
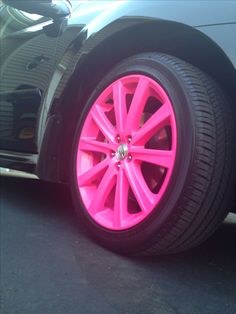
71, 53, 235, 255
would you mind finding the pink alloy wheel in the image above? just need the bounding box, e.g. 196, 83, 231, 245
76, 75, 177, 230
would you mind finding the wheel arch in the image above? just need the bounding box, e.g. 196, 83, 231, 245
36, 19, 236, 183
72, 19, 236, 102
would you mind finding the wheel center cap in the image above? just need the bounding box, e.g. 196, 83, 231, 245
116, 143, 128, 160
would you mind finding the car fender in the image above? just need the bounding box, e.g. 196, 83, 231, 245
36, 1, 236, 182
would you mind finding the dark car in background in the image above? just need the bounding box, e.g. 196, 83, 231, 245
0, 0, 236, 255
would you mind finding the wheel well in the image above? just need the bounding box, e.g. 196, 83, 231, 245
42, 20, 236, 183
78, 20, 236, 102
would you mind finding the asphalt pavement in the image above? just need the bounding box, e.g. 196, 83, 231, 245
1, 175, 236, 314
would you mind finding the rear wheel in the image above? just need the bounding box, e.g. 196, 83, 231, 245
71, 53, 235, 255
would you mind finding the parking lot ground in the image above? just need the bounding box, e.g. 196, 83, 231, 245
1, 175, 236, 314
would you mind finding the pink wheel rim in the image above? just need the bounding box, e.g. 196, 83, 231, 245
76, 75, 177, 230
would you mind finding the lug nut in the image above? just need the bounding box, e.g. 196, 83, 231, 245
117, 162, 121, 169
128, 155, 132, 161
116, 135, 121, 142
127, 136, 132, 143
111, 151, 116, 157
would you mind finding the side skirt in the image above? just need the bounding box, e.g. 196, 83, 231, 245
0, 150, 37, 173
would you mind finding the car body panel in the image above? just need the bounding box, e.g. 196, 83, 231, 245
196, 23, 236, 69
68, 1, 236, 29
0, 0, 235, 183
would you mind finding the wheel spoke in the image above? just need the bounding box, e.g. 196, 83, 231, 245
124, 162, 155, 213
130, 147, 174, 169
125, 77, 150, 133
88, 165, 116, 215
78, 158, 110, 187
79, 137, 111, 154
113, 169, 129, 228
91, 104, 116, 143
113, 80, 127, 134
132, 102, 171, 145
77, 74, 177, 230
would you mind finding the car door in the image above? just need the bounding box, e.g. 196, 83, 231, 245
0, 3, 81, 154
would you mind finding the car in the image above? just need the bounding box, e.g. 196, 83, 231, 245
0, 0, 235, 255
